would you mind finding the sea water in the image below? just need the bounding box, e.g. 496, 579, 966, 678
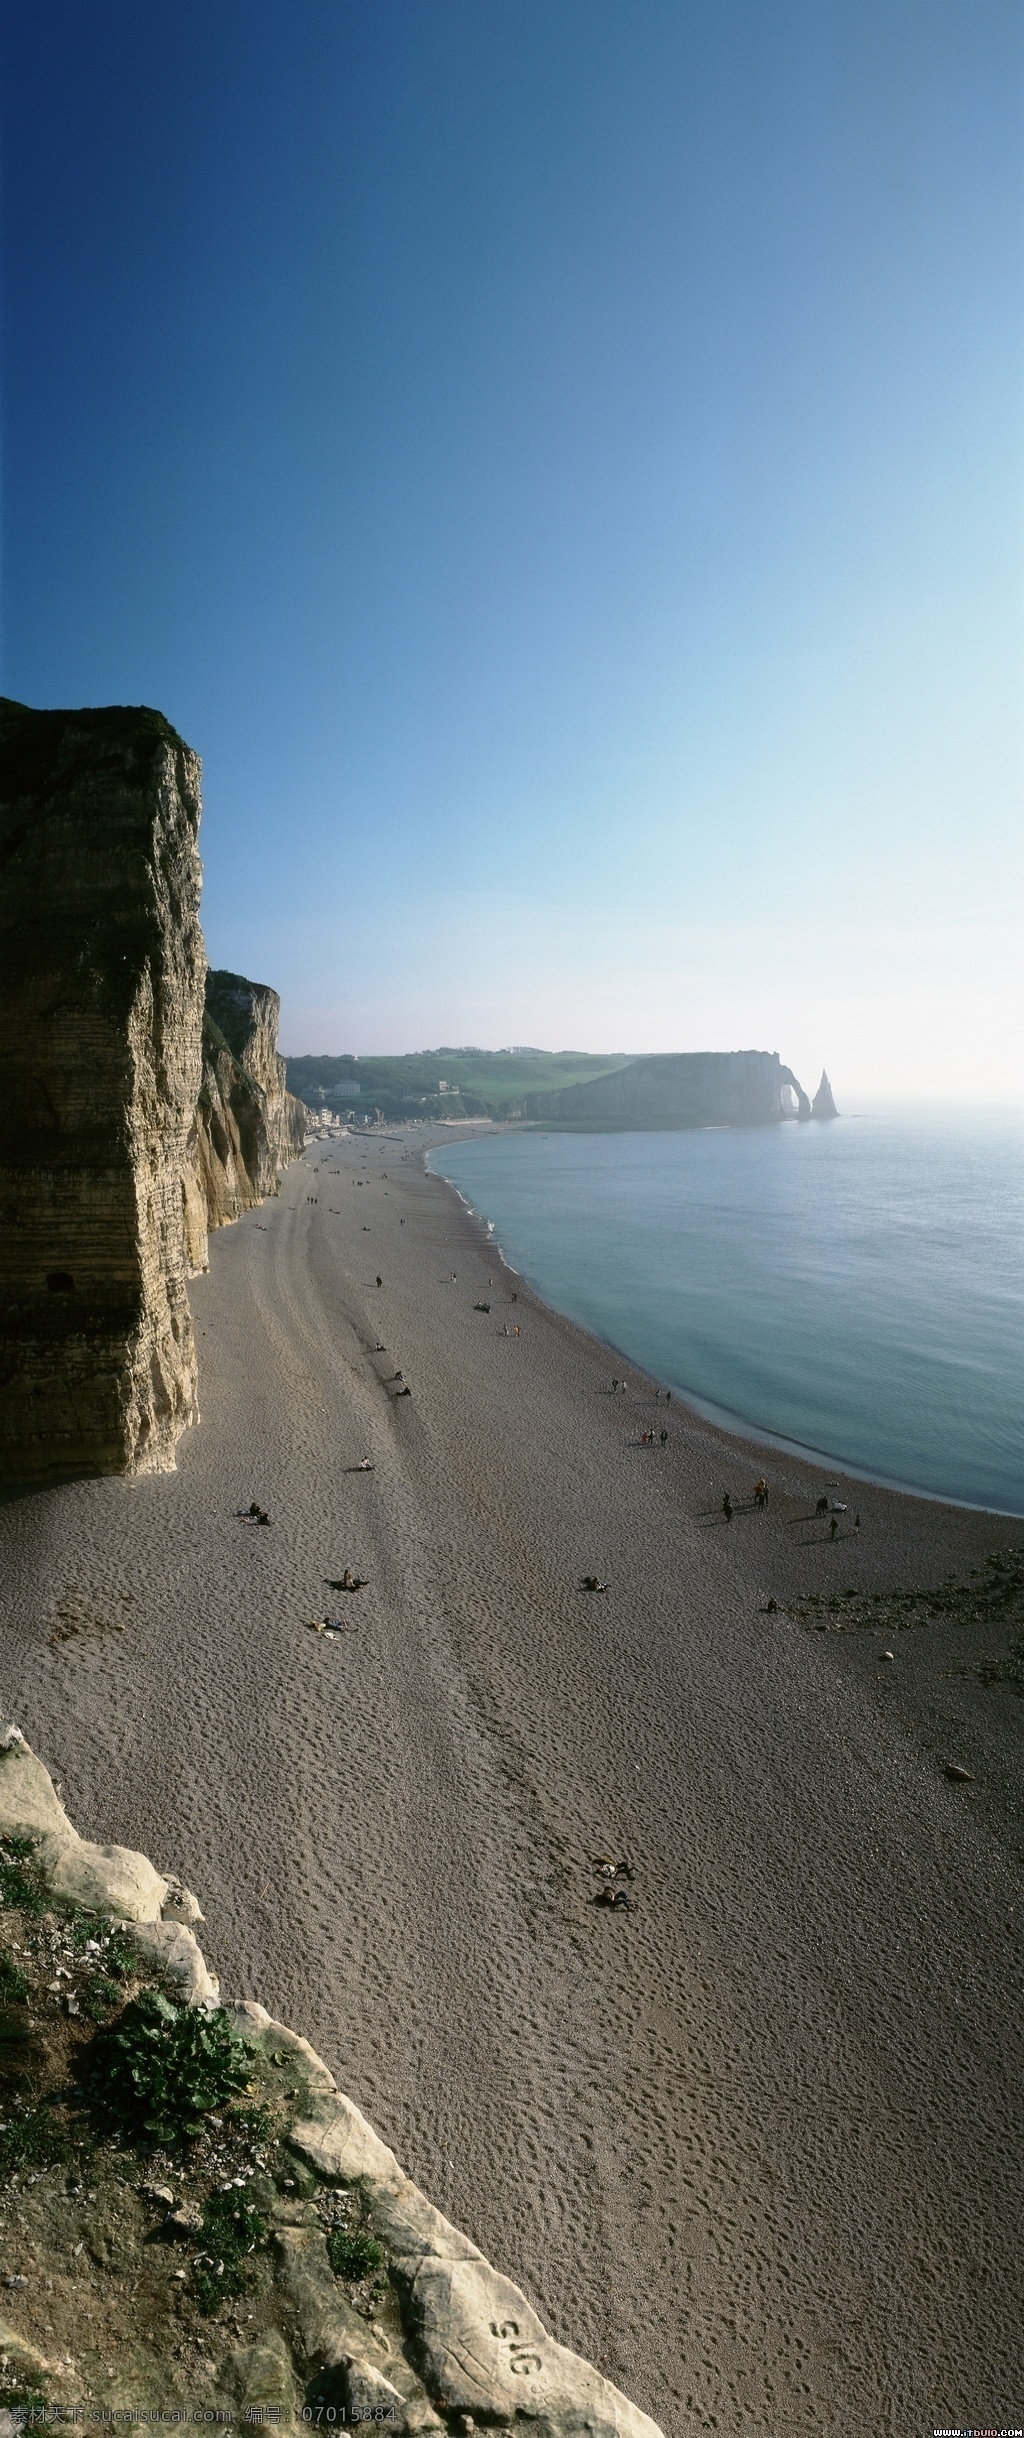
429, 1111, 1024, 1515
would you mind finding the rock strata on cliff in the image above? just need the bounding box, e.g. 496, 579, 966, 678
0, 699, 205, 1491
0, 1724, 662, 2438
185, 969, 308, 1270
523, 1049, 811, 1128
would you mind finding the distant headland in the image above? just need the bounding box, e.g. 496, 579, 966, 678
287, 1046, 839, 1130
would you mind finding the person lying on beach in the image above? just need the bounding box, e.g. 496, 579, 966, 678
594, 1884, 632, 1910
581, 1576, 609, 1593
239, 1503, 271, 1526
474, 1301, 490, 1312
593, 1855, 634, 1880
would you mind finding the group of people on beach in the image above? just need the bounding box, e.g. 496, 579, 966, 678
720, 1480, 861, 1533
722, 1481, 768, 1523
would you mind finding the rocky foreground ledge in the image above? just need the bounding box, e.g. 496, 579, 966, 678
0, 1725, 661, 2438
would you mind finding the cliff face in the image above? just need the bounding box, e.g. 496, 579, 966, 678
0, 699, 205, 1491
522, 1049, 811, 1128
185, 970, 308, 1271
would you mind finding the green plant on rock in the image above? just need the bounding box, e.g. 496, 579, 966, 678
327, 2225, 385, 2280
0, 2383, 49, 2416
0, 1948, 29, 2003
89, 1988, 251, 2143
229, 2098, 276, 2140
81, 1973, 121, 2023
0, 1834, 46, 1913
0, 1953, 34, 2078
192, 2186, 269, 2315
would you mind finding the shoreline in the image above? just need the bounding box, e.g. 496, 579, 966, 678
1, 1122, 1022, 2433
427, 1138, 1024, 1523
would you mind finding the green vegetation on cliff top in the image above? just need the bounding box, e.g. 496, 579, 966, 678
285, 1046, 631, 1120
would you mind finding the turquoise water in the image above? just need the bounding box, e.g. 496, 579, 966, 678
429, 1112, 1024, 1514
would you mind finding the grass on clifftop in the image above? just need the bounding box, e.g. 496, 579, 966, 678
286, 1045, 632, 1120
0, 1851, 406, 2420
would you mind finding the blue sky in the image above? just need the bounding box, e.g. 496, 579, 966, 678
2, 0, 1021, 1099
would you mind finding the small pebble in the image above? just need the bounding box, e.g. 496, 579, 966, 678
879, 1650, 894, 1663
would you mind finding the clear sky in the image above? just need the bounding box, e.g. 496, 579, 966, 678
2, 0, 1022, 1102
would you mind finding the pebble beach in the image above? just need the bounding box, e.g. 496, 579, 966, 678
1, 1126, 1022, 2434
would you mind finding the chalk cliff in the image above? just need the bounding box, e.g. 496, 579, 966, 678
185, 971, 308, 1271
0, 703, 308, 1488
0, 699, 205, 1491
522, 1049, 812, 1127
811, 1068, 839, 1118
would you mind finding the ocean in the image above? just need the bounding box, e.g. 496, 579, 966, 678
428, 1110, 1024, 1515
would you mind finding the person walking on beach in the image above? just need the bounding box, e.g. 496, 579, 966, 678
722, 1492, 733, 1524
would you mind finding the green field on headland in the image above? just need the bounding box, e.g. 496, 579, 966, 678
285, 1047, 631, 1121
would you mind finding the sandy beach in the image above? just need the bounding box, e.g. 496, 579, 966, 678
1, 1126, 1022, 2435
